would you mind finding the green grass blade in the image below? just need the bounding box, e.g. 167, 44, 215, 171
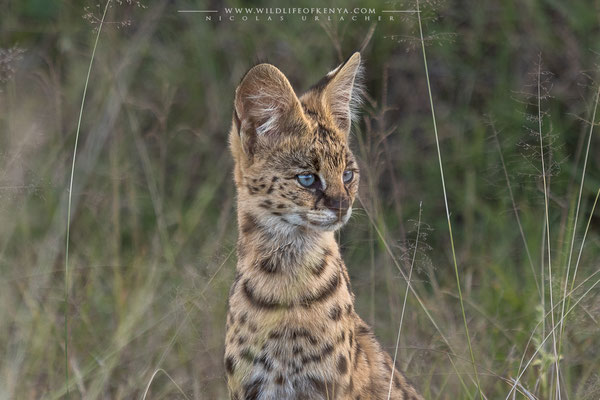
557, 85, 600, 351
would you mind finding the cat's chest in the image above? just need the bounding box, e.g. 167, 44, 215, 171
225, 314, 354, 400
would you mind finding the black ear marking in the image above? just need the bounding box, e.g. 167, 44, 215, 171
308, 53, 358, 93
233, 110, 241, 134
310, 73, 335, 93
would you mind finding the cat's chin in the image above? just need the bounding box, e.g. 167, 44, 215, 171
303, 208, 352, 232
308, 219, 349, 232
273, 208, 352, 233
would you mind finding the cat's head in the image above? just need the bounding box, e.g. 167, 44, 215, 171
230, 52, 363, 233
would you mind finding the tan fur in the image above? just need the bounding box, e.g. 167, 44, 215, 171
224, 53, 423, 400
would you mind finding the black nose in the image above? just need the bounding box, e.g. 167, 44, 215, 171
324, 195, 350, 214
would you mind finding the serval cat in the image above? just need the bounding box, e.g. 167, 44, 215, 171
224, 52, 423, 400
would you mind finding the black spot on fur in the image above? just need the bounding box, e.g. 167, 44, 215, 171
298, 271, 340, 307
318, 124, 332, 138
308, 377, 337, 397
353, 341, 361, 370
233, 110, 241, 133
268, 330, 283, 340
302, 104, 320, 120
401, 386, 410, 399
312, 256, 328, 277
290, 328, 319, 345
241, 213, 259, 235
300, 343, 334, 365
329, 304, 342, 321
337, 354, 348, 374
225, 356, 235, 375
394, 373, 403, 389
246, 184, 259, 195
244, 377, 264, 400
357, 324, 371, 336
242, 279, 283, 310
257, 257, 278, 274
312, 248, 332, 276
259, 199, 273, 209
309, 378, 325, 393
254, 354, 273, 372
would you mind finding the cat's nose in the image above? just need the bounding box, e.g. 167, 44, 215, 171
323, 195, 350, 215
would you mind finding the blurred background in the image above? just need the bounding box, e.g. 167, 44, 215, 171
1, 0, 599, 399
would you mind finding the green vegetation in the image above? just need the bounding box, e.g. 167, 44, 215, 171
1, 0, 599, 398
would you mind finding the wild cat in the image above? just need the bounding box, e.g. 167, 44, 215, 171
224, 52, 423, 400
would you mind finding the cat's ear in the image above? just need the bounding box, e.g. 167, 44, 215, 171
320, 52, 363, 134
234, 63, 302, 155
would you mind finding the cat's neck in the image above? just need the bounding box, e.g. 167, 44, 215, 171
236, 208, 338, 275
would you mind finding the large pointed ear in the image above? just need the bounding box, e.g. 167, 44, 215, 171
321, 52, 363, 134
234, 63, 302, 155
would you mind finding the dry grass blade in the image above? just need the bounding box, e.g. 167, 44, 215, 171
63, 0, 111, 395
142, 368, 191, 400
557, 85, 600, 351
506, 272, 600, 399
535, 56, 560, 399
387, 202, 422, 400
415, 0, 483, 397
358, 196, 474, 398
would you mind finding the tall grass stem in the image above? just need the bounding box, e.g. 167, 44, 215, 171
535, 56, 560, 399
557, 85, 600, 351
387, 202, 422, 400
415, 0, 483, 396
64, 0, 111, 395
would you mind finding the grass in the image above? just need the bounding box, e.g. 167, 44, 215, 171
1, 0, 600, 399
415, 0, 482, 396
536, 55, 560, 398
64, 1, 111, 395
388, 201, 421, 400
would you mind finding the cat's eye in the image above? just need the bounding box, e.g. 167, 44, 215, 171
343, 170, 354, 184
297, 173, 316, 188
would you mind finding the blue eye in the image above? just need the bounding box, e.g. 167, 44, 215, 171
297, 174, 316, 188
343, 170, 354, 183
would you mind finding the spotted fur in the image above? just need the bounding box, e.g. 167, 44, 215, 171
225, 53, 423, 400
